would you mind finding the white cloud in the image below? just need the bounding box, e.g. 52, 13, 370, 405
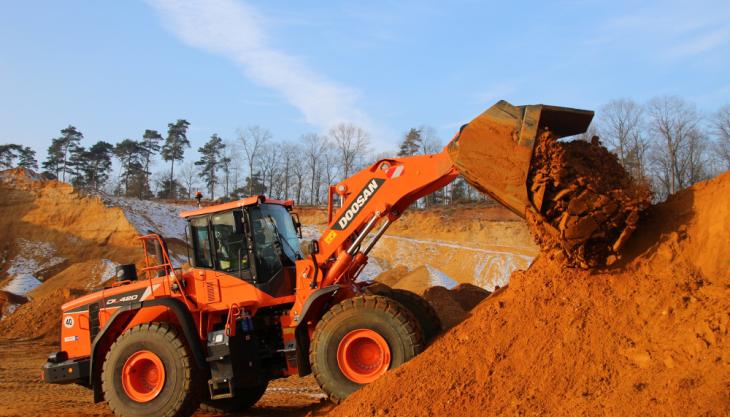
597, 1, 730, 60
147, 0, 371, 129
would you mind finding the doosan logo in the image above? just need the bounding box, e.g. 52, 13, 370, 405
332, 178, 385, 230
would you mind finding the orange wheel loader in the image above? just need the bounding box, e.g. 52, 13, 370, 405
41, 101, 593, 417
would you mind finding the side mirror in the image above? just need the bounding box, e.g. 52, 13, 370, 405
291, 213, 302, 238
300, 240, 319, 257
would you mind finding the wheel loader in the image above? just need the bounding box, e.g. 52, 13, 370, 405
41, 101, 596, 417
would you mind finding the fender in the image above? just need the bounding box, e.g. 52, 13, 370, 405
89, 297, 207, 402
294, 285, 339, 376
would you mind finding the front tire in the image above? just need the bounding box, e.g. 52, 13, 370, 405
102, 323, 202, 417
367, 285, 442, 344
310, 295, 423, 403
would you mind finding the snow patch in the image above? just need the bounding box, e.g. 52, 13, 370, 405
2, 274, 42, 297
1, 239, 66, 296
94, 259, 119, 286
105, 197, 197, 240
424, 265, 459, 289
6, 239, 65, 277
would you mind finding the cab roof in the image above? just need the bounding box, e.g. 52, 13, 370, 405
179, 195, 294, 218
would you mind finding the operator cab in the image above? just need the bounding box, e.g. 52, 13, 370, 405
181, 196, 302, 297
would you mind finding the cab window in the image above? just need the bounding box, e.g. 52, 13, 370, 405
249, 207, 284, 281
190, 217, 213, 268
211, 211, 248, 273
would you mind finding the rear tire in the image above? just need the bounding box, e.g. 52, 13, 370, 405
367, 285, 442, 344
199, 382, 268, 413
310, 295, 423, 403
102, 323, 202, 417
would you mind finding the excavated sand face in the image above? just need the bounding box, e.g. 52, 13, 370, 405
0, 169, 140, 339
329, 172, 730, 417
527, 133, 650, 268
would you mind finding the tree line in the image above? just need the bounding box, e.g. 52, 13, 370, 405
1, 95, 728, 205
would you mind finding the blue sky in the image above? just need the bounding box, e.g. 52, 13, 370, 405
1, 0, 729, 164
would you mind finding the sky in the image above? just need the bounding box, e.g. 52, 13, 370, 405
1, 0, 729, 166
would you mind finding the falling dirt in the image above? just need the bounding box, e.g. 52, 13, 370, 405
527, 133, 651, 268
330, 172, 730, 417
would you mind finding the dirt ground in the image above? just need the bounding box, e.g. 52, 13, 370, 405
0, 339, 333, 417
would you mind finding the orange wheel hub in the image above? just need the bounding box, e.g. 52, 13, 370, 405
336, 329, 391, 384
121, 350, 166, 403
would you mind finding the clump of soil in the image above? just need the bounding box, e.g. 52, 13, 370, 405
373, 265, 410, 287
421, 286, 468, 329
450, 283, 491, 311
527, 133, 650, 267
330, 172, 730, 417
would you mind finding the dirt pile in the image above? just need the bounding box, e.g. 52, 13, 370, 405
330, 172, 730, 417
421, 286, 469, 329
450, 283, 491, 311
527, 133, 651, 268
0, 168, 141, 339
392, 265, 458, 294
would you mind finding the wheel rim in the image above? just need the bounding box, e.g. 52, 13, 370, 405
336, 329, 391, 384
121, 350, 166, 402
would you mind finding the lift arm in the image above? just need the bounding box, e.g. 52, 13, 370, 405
313, 150, 458, 288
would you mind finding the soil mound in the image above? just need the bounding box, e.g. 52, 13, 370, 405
527, 134, 651, 268
0, 168, 140, 338
373, 265, 410, 287
0, 288, 86, 340
330, 172, 730, 417
393, 265, 458, 294
421, 286, 468, 329
450, 283, 491, 311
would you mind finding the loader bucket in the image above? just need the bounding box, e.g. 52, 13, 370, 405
447, 100, 594, 218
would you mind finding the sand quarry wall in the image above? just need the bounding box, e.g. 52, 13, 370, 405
331, 172, 730, 417
298, 204, 537, 290
0, 169, 141, 339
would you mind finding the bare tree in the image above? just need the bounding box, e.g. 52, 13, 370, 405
259, 142, 280, 199
713, 104, 730, 169
329, 123, 370, 178
647, 96, 705, 197
238, 125, 271, 195
291, 154, 306, 205
280, 142, 299, 200
179, 162, 199, 199
419, 126, 445, 206
599, 99, 649, 181
303, 133, 328, 204
419, 125, 442, 155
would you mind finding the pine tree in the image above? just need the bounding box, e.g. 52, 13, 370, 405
67, 145, 88, 186
42, 140, 63, 178
81, 141, 114, 192
42, 126, 83, 182
0, 145, 39, 170
161, 119, 191, 199
114, 139, 145, 196
195, 134, 225, 200
156, 178, 187, 199
233, 171, 265, 198
140, 129, 163, 198
17, 147, 37, 170
398, 128, 422, 156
